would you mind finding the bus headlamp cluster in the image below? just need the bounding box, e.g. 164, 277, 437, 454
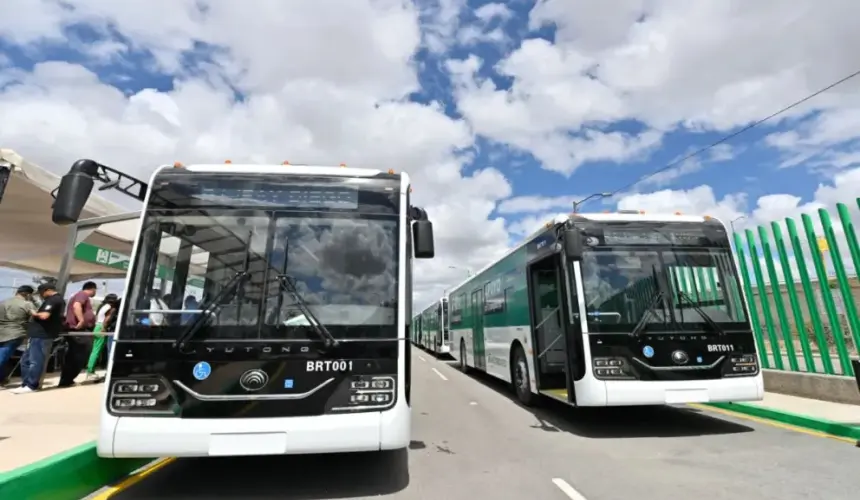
335, 375, 396, 411
109, 377, 176, 415
728, 354, 758, 375
592, 357, 635, 380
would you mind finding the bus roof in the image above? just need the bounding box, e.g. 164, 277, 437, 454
153, 163, 405, 181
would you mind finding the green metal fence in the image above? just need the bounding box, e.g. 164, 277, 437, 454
729, 201, 860, 377
667, 201, 860, 377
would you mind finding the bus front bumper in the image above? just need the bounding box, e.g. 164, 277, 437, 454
574, 374, 765, 406
99, 401, 410, 458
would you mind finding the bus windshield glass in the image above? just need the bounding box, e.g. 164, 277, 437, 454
122, 172, 401, 341
574, 222, 748, 334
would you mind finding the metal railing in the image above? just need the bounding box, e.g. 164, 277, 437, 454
732, 200, 860, 377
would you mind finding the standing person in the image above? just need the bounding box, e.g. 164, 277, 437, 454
86, 293, 117, 377
0, 285, 36, 385
11, 283, 65, 394
181, 295, 199, 325
59, 281, 98, 388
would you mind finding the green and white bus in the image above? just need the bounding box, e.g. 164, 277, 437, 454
448, 212, 764, 407
413, 298, 450, 355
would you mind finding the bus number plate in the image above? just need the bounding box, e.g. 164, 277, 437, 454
306, 360, 354, 372
706, 344, 735, 352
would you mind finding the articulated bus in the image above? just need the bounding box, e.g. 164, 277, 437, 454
448, 211, 764, 407
416, 298, 450, 355
51, 159, 435, 458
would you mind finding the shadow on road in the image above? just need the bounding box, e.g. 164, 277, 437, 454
110, 449, 409, 499
443, 361, 756, 439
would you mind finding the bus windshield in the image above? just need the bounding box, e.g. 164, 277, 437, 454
122, 173, 402, 341
579, 247, 748, 334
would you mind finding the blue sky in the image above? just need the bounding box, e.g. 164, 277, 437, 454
1, 0, 858, 303
0, 1, 847, 209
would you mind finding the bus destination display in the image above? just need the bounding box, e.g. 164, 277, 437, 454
601, 229, 709, 246
195, 184, 359, 209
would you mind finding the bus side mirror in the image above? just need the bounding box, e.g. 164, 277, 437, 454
52, 160, 99, 225
413, 220, 435, 259
563, 229, 582, 260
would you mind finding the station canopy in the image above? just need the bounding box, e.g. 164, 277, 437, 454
0, 149, 208, 283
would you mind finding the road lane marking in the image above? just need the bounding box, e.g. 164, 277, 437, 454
431, 367, 448, 381
91, 457, 176, 499
552, 478, 588, 500
418, 356, 427, 362
688, 403, 857, 445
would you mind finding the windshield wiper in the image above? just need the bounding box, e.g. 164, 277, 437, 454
173, 271, 248, 351
277, 274, 339, 349
629, 288, 667, 339
676, 291, 727, 337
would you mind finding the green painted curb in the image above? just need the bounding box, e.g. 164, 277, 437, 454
707, 402, 860, 442
0, 441, 151, 500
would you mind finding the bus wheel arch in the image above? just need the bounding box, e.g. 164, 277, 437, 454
509, 341, 534, 406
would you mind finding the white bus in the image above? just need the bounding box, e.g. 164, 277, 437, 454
52, 159, 435, 457
416, 298, 450, 355
448, 212, 764, 407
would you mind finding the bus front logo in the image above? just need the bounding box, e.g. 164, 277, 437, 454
642, 345, 655, 358
671, 350, 689, 365
239, 369, 269, 392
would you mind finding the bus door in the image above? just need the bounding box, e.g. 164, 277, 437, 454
417, 316, 423, 346
436, 304, 444, 351
560, 258, 585, 404
471, 288, 486, 370
526, 252, 578, 403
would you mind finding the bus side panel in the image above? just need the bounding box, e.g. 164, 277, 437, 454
449, 248, 538, 394
448, 290, 471, 368
482, 247, 533, 389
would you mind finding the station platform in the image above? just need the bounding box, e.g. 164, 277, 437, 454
747, 392, 860, 425
0, 372, 104, 473
700, 391, 860, 444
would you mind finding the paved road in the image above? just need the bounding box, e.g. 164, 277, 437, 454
100, 347, 857, 499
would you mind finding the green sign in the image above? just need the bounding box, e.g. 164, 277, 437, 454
74, 243, 130, 271
74, 243, 205, 289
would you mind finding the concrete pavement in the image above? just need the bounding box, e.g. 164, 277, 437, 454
0, 373, 104, 472
92, 347, 858, 500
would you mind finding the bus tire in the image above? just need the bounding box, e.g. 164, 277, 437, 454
459, 340, 470, 373
511, 344, 534, 406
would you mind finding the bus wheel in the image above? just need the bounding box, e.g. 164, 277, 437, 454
459, 340, 469, 373
511, 346, 534, 406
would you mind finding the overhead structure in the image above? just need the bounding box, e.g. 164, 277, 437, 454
0, 149, 142, 282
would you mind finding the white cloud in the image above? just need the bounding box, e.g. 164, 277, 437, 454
457, 25, 507, 47
615, 167, 860, 286
497, 194, 581, 215
450, 0, 860, 180
0, 0, 510, 310
418, 0, 466, 54
474, 3, 513, 24
4, 0, 860, 313
617, 185, 747, 226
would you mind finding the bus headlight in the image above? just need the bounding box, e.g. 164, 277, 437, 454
592, 357, 635, 380
109, 377, 177, 415
727, 354, 758, 376
332, 375, 397, 412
